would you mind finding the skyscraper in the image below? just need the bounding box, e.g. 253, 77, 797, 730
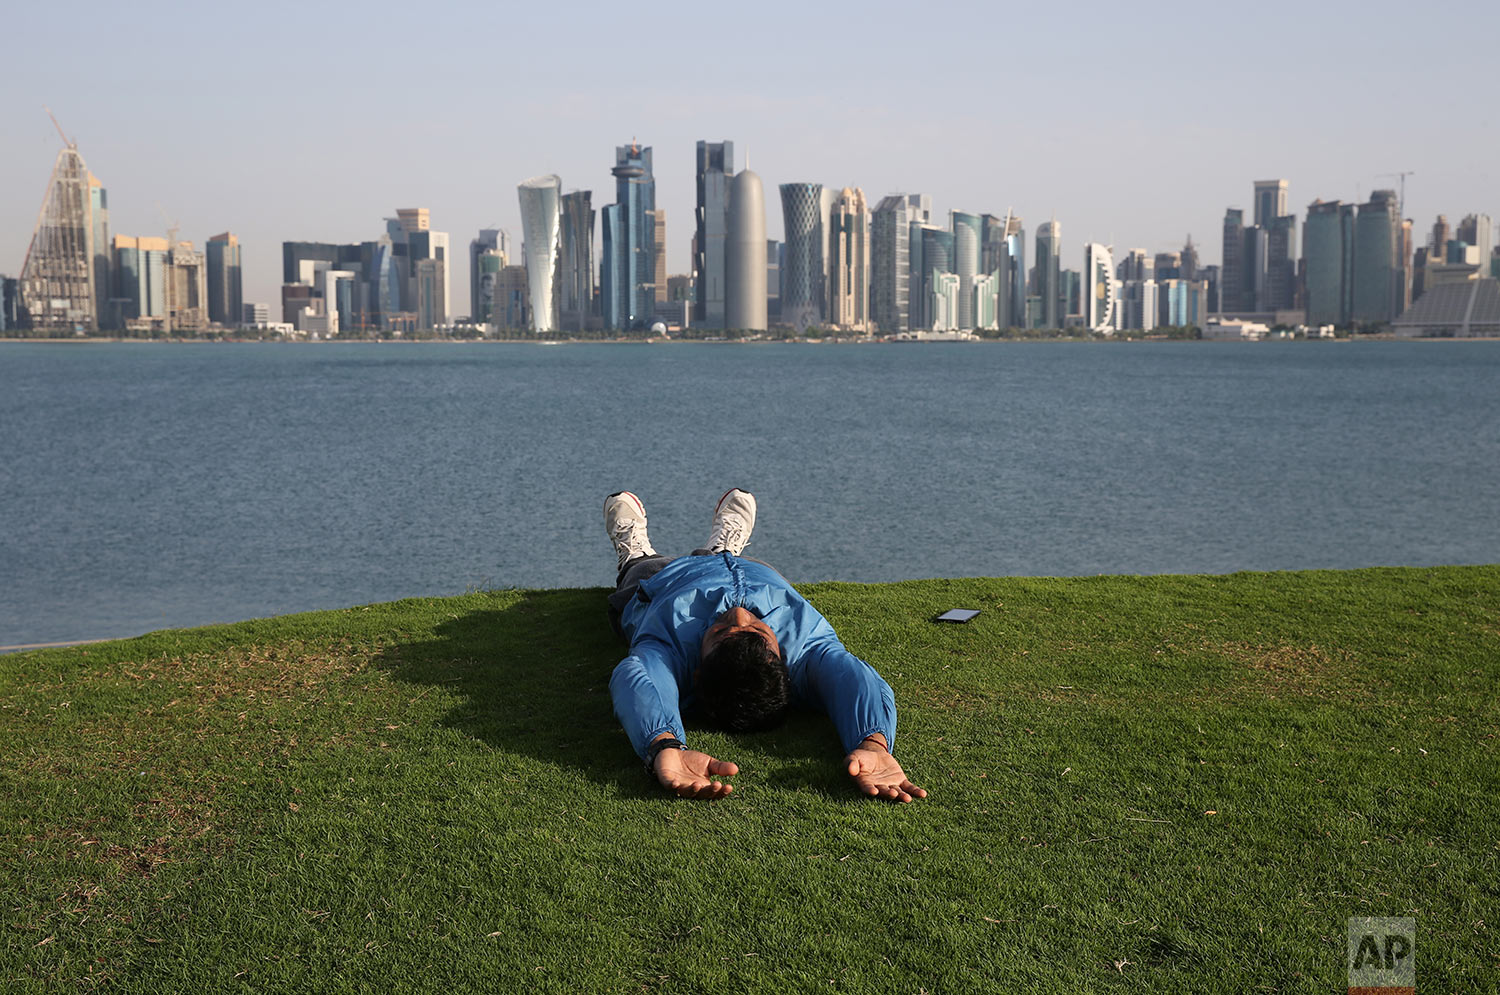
1060, 268, 1082, 319
908, 224, 954, 331
1246, 225, 1269, 310
472, 247, 504, 325
604, 142, 655, 329
496, 265, 530, 329
206, 233, 242, 326
1118, 248, 1151, 282
980, 214, 1008, 275
1221, 209, 1245, 313
694, 140, 734, 328
601, 205, 622, 329
929, 272, 961, 332
396, 208, 429, 233
725, 169, 767, 331
1428, 215, 1451, 254
470, 228, 508, 323
1119, 279, 1157, 331
650, 208, 667, 305
20, 142, 96, 333
908, 222, 931, 329
951, 211, 981, 329
828, 188, 869, 331
415, 258, 445, 331
972, 271, 1000, 329
2, 276, 20, 332
870, 195, 911, 333
407, 229, 450, 327
779, 182, 825, 330
1083, 243, 1117, 332
1457, 214, 1492, 257
921, 226, 955, 329
1253, 180, 1288, 228
820, 187, 837, 298
386, 208, 449, 327
111, 235, 168, 324
1180, 236, 1199, 280
1353, 190, 1400, 324
1001, 215, 1026, 330
1158, 279, 1208, 328
164, 239, 208, 332
1035, 220, 1061, 329
89, 174, 111, 330
559, 192, 594, 332
1399, 218, 1414, 314
518, 175, 562, 333
766, 240, 781, 323
1304, 200, 1355, 326
1265, 214, 1297, 310
370, 238, 401, 328
1117, 249, 1154, 329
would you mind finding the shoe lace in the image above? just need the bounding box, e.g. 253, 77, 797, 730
711, 519, 746, 551
612, 521, 649, 560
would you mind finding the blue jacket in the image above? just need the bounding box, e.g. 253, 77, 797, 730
609, 552, 898, 760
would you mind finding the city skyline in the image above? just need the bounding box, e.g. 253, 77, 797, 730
4, 0, 1495, 316
9, 142, 1493, 337
12, 131, 1494, 328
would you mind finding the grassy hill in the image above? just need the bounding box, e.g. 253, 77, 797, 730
3, 567, 1497, 992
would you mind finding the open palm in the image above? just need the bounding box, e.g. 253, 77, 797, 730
654, 748, 739, 800
846, 741, 927, 803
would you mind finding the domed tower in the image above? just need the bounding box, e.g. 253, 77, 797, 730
726, 170, 767, 331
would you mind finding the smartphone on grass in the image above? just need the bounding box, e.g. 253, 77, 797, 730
934, 609, 981, 623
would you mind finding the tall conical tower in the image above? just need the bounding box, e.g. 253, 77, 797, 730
20, 140, 96, 333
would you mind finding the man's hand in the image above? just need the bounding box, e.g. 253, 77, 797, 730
653, 745, 739, 800
846, 735, 927, 803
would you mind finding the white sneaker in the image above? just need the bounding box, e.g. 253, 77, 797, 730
707, 488, 757, 555
604, 491, 656, 571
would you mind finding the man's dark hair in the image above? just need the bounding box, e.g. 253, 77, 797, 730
696, 632, 791, 733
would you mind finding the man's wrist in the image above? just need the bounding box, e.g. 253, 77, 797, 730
645, 736, 687, 775
859, 733, 889, 752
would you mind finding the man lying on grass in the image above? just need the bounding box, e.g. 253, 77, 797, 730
604, 488, 926, 803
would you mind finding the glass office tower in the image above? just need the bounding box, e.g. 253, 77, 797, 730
518, 175, 562, 333
206, 232, 242, 326
870, 195, 910, 333
778, 182, 825, 331
1353, 190, 1400, 324
694, 140, 733, 328
605, 143, 655, 329
1035, 221, 1061, 329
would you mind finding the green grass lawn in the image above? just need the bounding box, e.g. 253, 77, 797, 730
3, 567, 1497, 993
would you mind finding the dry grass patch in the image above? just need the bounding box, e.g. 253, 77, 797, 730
1213, 639, 1355, 695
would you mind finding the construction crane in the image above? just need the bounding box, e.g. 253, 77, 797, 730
44, 106, 75, 148
1378, 171, 1415, 219
156, 202, 180, 248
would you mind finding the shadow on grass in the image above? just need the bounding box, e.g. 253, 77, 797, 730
373, 588, 850, 799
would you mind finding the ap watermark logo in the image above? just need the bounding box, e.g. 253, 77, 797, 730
1347, 917, 1415, 994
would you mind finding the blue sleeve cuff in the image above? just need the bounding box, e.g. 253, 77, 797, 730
610, 644, 688, 760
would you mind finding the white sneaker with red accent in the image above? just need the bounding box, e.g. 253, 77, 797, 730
604, 491, 656, 571
707, 488, 757, 556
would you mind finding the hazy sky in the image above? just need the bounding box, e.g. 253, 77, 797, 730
4, 0, 1497, 314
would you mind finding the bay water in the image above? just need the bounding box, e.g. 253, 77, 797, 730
2, 340, 1497, 647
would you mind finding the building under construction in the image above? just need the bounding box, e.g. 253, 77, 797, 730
164, 241, 208, 332
19, 137, 99, 334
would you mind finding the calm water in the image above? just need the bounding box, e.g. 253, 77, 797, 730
2, 340, 1498, 647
